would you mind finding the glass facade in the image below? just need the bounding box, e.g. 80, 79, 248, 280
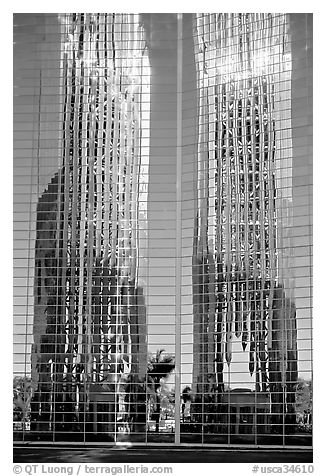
189, 14, 300, 444
13, 13, 312, 447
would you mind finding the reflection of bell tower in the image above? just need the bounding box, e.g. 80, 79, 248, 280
192, 13, 298, 427
31, 13, 149, 437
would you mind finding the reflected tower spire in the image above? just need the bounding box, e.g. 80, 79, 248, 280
31, 13, 150, 435
192, 13, 298, 428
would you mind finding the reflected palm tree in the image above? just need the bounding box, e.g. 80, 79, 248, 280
147, 350, 175, 433
181, 386, 192, 422
124, 349, 175, 435
13, 376, 34, 430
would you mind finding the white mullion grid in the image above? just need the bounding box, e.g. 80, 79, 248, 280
95, 16, 105, 260
256, 13, 265, 441
242, 14, 251, 356
110, 16, 119, 274
175, 12, 183, 445
52, 14, 70, 438
13, 10, 312, 447
101, 14, 113, 380
207, 34, 217, 384
224, 17, 233, 369
266, 14, 276, 356
94, 14, 105, 379
103, 14, 113, 264
115, 14, 123, 440
86, 15, 98, 385
233, 15, 242, 341
62, 21, 72, 386
118, 16, 128, 372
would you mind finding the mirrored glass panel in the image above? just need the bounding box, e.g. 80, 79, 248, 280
13, 13, 312, 447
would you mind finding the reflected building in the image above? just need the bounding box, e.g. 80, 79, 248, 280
192, 14, 298, 431
31, 13, 149, 436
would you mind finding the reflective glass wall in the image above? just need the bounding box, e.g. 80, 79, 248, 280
13, 13, 312, 446
181, 13, 312, 445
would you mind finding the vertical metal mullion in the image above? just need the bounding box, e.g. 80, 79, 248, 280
175, 12, 183, 445
24, 55, 42, 444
